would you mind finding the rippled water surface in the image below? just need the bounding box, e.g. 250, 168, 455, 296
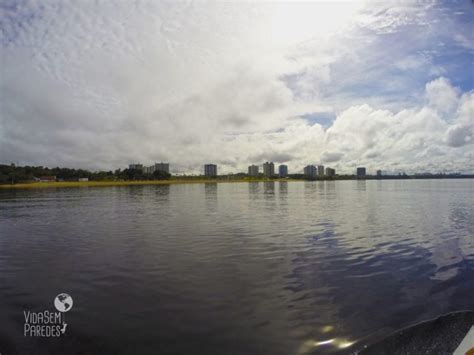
0, 180, 473, 354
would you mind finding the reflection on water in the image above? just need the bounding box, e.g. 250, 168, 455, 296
356, 180, 367, 191
204, 182, 218, 194
248, 181, 260, 195
263, 181, 275, 195
0, 180, 473, 355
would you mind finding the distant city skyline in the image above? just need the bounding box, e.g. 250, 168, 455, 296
4, 159, 466, 178
125, 161, 386, 177
1, 1, 472, 174
123, 160, 464, 176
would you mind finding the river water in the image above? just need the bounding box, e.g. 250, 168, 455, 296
0, 179, 473, 354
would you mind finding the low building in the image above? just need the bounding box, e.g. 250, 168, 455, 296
78, 178, 89, 182
357, 167, 366, 177
278, 164, 288, 178
325, 167, 336, 177
304, 165, 317, 178
376, 170, 382, 177
318, 165, 325, 177
39, 176, 56, 182
248, 165, 259, 177
204, 164, 217, 177
263, 162, 275, 178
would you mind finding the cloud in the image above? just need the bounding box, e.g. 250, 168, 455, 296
454, 33, 474, 51
394, 55, 429, 71
355, 2, 434, 34
425, 77, 460, 116
320, 151, 344, 163
445, 92, 474, 147
205, 78, 472, 174
446, 125, 471, 148
248, 152, 295, 164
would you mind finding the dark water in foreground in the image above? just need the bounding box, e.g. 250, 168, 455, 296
0, 179, 473, 355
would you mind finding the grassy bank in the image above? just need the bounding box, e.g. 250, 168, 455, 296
2, 176, 470, 189
0, 178, 296, 189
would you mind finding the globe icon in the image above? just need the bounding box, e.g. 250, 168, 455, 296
54, 293, 73, 312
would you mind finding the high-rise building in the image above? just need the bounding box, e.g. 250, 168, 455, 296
318, 165, 325, 176
248, 165, 259, 177
304, 165, 317, 178
143, 166, 153, 174
278, 165, 288, 178
204, 164, 217, 177
357, 167, 366, 177
129, 164, 143, 171
325, 167, 336, 177
263, 162, 275, 178
140, 162, 170, 175
155, 163, 169, 174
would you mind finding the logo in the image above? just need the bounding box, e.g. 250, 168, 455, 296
23, 293, 73, 337
54, 293, 73, 312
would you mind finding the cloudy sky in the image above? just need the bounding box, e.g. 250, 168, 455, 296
1, 0, 473, 174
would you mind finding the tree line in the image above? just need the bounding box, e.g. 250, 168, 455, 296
0, 164, 171, 184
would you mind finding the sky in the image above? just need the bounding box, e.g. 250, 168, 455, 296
0, 0, 473, 174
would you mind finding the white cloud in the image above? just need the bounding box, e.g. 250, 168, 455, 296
454, 33, 474, 51
425, 77, 460, 117
394, 55, 428, 70
445, 92, 474, 148
236, 78, 472, 174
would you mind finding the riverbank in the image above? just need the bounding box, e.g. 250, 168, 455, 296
0, 178, 296, 189
1, 176, 472, 189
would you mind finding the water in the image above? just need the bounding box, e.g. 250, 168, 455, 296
0, 179, 473, 354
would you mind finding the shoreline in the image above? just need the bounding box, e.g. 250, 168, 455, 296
0, 179, 294, 189
0, 176, 472, 189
